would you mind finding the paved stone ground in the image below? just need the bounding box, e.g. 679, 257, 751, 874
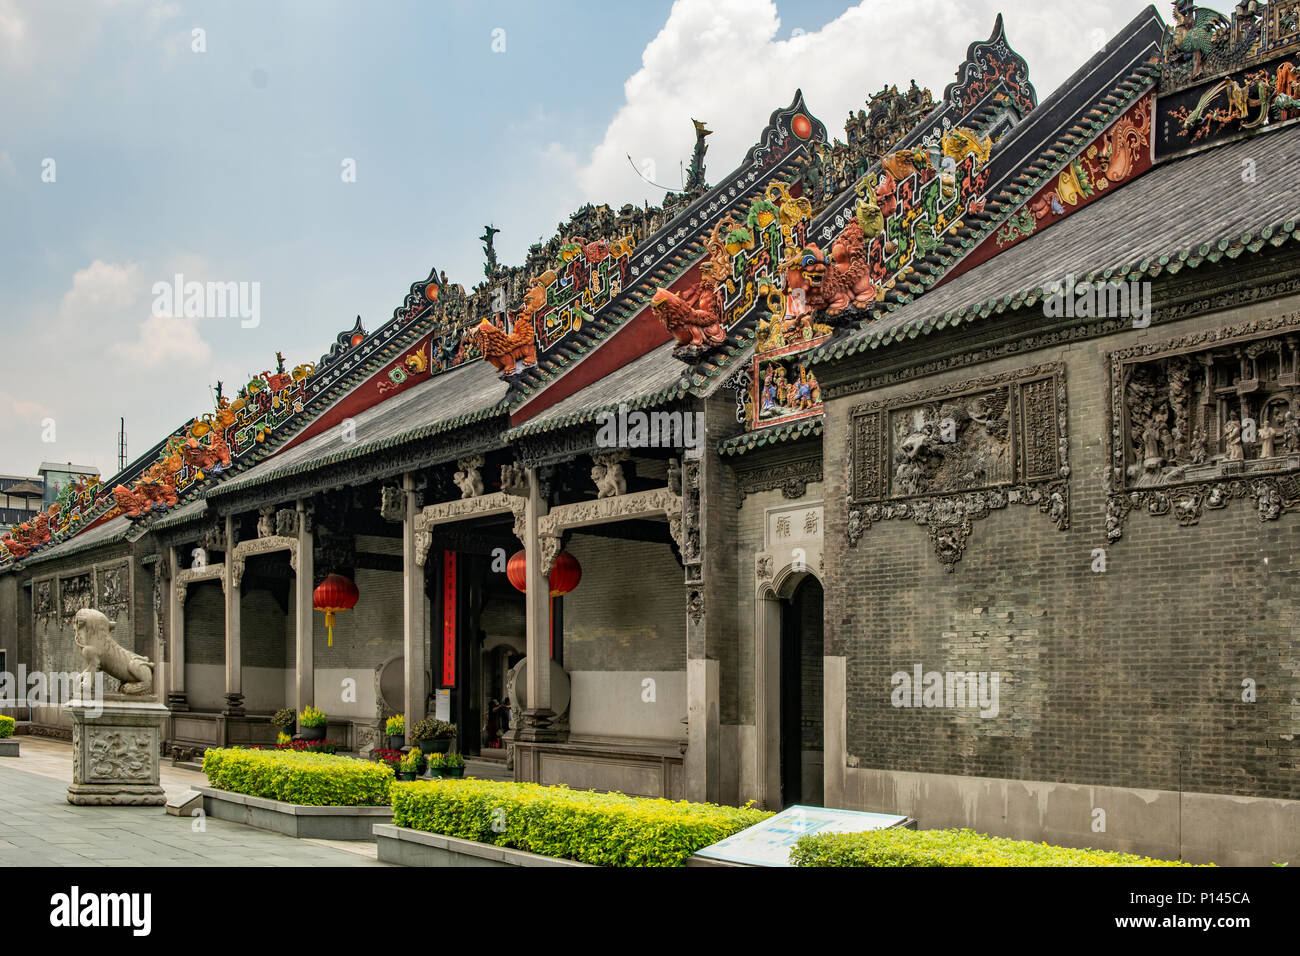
0, 738, 389, 867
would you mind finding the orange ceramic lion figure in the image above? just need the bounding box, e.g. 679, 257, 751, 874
784, 219, 875, 315
474, 315, 538, 378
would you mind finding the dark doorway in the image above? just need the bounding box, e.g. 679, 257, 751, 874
779, 576, 824, 808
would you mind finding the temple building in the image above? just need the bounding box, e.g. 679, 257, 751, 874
2, 3, 1298, 865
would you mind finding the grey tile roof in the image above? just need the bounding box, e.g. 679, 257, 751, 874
20, 515, 133, 568
207, 360, 510, 497
810, 124, 1300, 366
149, 498, 208, 530
505, 337, 753, 439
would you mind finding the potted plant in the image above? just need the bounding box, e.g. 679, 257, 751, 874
410, 717, 456, 754
396, 747, 423, 782
443, 751, 466, 779
298, 705, 328, 741
426, 752, 446, 778
271, 707, 296, 738
374, 749, 403, 775
384, 714, 405, 750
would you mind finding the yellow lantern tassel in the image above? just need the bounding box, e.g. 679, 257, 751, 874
325, 610, 336, 647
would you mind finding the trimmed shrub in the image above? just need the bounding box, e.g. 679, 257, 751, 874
0, 715, 14, 738
390, 779, 771, 867
202, 747, 392, 807
790, 828, 1203, 867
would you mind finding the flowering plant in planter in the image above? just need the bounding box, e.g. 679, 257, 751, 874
384, 715, 404, 737
410, 717, 456, 754
275, 738, 338, 755
277, 732, 292, 746
396, 746, 423, 781
298, 705, 328, 741
443, 751, 466, 778
271, 708, 296, 733
373, 749, 403, 765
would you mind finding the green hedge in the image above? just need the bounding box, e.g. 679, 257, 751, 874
0, 715, 13, 738
202, 747, 392, 807
391, 779, 771, 867
790, 828, 1201, 867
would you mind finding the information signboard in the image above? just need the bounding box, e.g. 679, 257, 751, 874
695, 805, 911, 867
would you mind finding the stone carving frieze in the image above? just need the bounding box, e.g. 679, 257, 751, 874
413, 492, 528, 567
1105, 312, 1300, 541
175, 562, 227, 605
847, 363, 1069, 570
230, 536, 298, 587
536, 486, 684, 574
734, 455, 823, 506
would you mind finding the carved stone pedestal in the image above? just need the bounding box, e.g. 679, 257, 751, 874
167, 692, 190, 712
65, 698, 168, 807
222, 693, 245, 717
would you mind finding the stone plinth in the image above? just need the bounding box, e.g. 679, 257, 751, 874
65, 698, 168, 806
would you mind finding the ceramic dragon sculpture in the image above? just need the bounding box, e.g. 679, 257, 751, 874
650, 217, 731, 362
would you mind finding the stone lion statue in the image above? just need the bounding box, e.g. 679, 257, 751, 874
74, 608, 153, 696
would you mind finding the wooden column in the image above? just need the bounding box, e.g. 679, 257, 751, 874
166, 546, 188, 711
222, 514, 244, 716
294, 499, 314, 713
402, 473, 427, 741
518, 467, 556, 740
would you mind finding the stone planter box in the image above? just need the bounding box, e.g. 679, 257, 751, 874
0, 738, 18, 757
198, 786, 392, 840
373, 824, 590, 867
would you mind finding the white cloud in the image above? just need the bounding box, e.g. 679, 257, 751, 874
0, 391, 52, 424
0, 0, 181, 75
110, 314, 212, 368
59, 259, 143, 318
576, 0, 1153, 207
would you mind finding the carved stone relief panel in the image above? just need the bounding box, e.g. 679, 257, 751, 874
60, 574, 93, 622
847, 363, 1069, 570
1106, 313, 1300, 541
34, 579, 54, 626
95, 563, 130, 622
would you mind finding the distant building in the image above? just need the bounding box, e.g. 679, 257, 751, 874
37, 462, 100, 510
0, 476, 45, 526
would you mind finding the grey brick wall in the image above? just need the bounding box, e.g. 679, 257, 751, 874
822, 295, 1300, 800
563, 534, 685, 672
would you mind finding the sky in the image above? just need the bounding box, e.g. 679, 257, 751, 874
0, 0, 1166, 478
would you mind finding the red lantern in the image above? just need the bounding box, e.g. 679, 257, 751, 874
506, 549, 581, 597
313, 572, 359, 647
549, 550, 581, 597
